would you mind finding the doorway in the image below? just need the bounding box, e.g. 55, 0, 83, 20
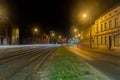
109, 36, 112, 49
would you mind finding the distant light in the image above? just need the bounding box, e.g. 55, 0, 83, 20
74, 28, 77, 32
59, 36, 62, 38
51, 33, 55, 36
75, 35, 78, 38
83, 14, 87, 18
34, 28, 38, 32
78, 34, 80, 37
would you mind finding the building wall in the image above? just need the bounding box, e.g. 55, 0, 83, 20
93, 4, 120, 50
81, 4, 120, 51
0, 2, 9, 45
0, 23, 10, 45
11, 25, 19, 45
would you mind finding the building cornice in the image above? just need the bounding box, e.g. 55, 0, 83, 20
94, 27, 120, 36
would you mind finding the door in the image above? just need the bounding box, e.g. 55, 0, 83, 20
109, 36, 112, 49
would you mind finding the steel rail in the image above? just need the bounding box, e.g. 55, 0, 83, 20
26, 48, 57, 80
0, 47, 54, 80
0, 47, 50, 64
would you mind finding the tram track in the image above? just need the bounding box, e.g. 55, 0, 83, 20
0, 47, 50, 64
0, 46, 57, 80
26, 48, 56, 80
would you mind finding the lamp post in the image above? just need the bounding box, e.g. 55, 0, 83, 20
73, 28, 77, 37
0, 5, 9, 45
58, 35, 62, 44
58, 35, 62, 39
33, 28, 39, 44
50, 31, 55, 44
74, 28, 77, 33
34, 28, 38, 32
83, 13, 92, 49
51, 33, 55, 37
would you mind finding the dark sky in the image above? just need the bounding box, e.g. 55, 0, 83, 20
7, 0, 120, 37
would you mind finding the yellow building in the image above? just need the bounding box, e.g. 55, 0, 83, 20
0, 2, 9, 45
0, 23, 9, 45
0, 1, 20, 45
11, 26, 19, 45
93, 4, 120, 50
80, 3, 120, 51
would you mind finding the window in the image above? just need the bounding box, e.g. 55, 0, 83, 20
104, 36, 106, 44
114, 17, 118, 27
114, 10, 117, 13
109, 14, 111, 16
101, 37, 103, 44
114, 35, 119, 47
104, 22, 107, 30
109, 20, 112, 29
101, 24, 103, 31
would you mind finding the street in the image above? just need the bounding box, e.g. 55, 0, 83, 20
68, 46, 120, 80
0, 45, 120, 80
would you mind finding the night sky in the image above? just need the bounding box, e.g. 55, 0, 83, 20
6, 0, 120, 37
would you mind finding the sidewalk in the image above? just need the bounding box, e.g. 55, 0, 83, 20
77, 45, 120, 57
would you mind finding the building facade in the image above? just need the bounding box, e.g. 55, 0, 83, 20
0, 24, 19, 45
81, 4, 120, 51
11, 25, 19, 45
94, 4, 120, 51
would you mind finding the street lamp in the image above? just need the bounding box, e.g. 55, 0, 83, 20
34, 28, 38, 32
58, 35, 62, 44
74, 28, 77, 32
78, 34, 80, 37
59, 36, 62, 39
51, 33, 55, 37
75, 35, 78, 38
49, 31, 56, 44
83, 14, 87, 18
33, 28, 39, 44
82, 13, 92, 49
73, 28, 77, 38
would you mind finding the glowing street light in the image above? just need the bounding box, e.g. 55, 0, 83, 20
51, 33, 55, 37
83, 14, 87, 18
75, 35, 78, 38
78, 34, 80, 37
74, 28, 77, 32
59, 36, 62, 39
34, 28, 38, 32
32, 27, 39, 44
82, 13, 92, 49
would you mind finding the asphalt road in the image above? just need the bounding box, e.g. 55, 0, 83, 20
68, 47, 120, 80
